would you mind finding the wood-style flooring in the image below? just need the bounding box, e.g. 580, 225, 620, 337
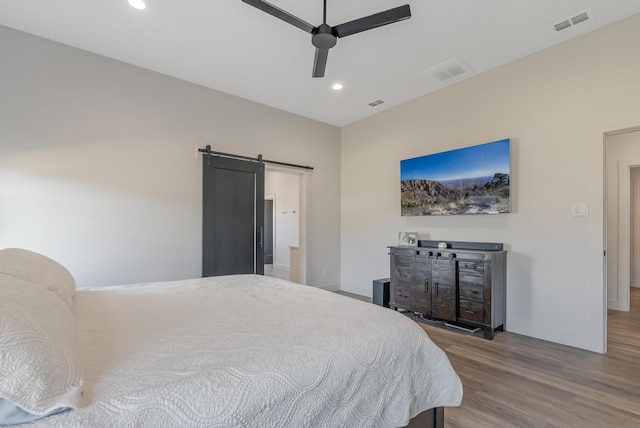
421, 287, 640, 427
337, 288, 640, 427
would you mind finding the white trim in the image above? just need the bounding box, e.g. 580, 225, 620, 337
314, 283, 340, 292
299, 172, 309, 285
264, 194, 276, 265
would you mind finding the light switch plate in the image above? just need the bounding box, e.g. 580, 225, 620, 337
572, 203, 589, 216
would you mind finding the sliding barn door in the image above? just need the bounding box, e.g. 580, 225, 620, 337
202, 156, 265, 277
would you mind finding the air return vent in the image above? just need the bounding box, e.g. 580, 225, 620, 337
554, 20, 572, 32
422, 57, 472, 82
553, 9, 592, 32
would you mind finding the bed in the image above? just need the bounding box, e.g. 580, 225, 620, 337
0, 248, 462, 427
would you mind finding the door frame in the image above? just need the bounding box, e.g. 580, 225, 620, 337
603, 125, 640, 351
264, 194, 275, 265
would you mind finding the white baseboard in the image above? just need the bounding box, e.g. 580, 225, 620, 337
315, 283, 340, 292
273, 263, 290, 270
608, 299, 626, 310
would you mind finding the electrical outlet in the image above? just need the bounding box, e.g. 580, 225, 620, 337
322, 269, 327, 277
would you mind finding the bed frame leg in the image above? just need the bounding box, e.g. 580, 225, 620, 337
404, 407, 445, 428
434, 407, 444, 428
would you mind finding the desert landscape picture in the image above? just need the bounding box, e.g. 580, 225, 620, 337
400, 139, 510, 216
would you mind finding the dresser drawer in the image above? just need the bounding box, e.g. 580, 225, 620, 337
393, 255, 413, 267
459, 261, 484, 276
459, 261, 484, 299
458, 297, 484, 324
459, 281, 484, 299
392, 284, 412, 308
392, 265, 411, 286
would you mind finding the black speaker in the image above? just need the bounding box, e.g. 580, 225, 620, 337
372, 278, 390, 308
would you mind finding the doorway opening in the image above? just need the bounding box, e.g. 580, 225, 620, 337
263, 167, 309, 284
604, 126, 640, 351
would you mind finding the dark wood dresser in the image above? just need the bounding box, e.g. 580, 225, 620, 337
389, 241, 506, 339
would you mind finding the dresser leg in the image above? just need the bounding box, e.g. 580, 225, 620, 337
483, 327, 495, 340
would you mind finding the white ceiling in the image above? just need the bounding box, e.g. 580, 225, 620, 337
1, 1, 639, 127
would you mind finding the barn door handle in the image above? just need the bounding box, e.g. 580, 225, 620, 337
424, 280, 429, 292
257, 227, 264, 248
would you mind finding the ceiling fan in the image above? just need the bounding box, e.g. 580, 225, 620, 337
241, 0, 412, 78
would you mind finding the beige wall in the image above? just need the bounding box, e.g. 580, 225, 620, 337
0, 25, 341, 289
341, 14, 640, 352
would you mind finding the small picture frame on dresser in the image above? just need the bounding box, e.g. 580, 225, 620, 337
398, 232, 418, 246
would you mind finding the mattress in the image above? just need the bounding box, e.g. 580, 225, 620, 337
29, 274, 462, 427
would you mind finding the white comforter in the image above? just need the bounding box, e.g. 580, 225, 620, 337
32, 275, 462, 427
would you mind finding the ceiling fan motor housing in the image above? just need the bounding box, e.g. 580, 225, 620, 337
312, 23, 337, 49
241, 0, 411, 77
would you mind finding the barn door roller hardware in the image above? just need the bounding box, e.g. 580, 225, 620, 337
198, 145, 314, 170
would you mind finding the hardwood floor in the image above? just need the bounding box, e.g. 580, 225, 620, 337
418, 287, 640, 427
264, 264, 289, 281
334, 288, 640, 426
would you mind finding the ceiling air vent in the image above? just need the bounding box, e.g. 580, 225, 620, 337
554, 20, 571, 32
553, 9, 592, 32
571, 12, 590, 25
368, 99, 384, 107
422, 57, 472, 82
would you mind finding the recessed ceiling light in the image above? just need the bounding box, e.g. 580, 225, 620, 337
128, 0, 146, 10
332, 83, 343, 91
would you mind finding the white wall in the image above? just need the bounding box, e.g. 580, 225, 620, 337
0, 25, 341, 288
265, 170, 300, 268
340, 14, 640, 353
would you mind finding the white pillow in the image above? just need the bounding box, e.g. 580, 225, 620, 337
0, 248, 75, 307
0, 273, 83, 419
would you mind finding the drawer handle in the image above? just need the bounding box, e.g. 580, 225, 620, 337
465, 309, 476, 314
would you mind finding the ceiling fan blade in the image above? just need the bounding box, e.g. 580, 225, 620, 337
242, 0, 314, 33
333, 4, 411, 38
312, 48, 329, 78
